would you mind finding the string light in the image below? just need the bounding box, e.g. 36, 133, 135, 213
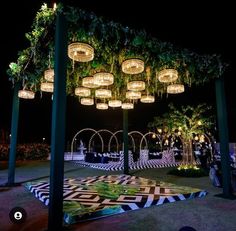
122, 59, 144, 74
121, 102, 134, 109
80, 97, 94, 105
140, 95, 155, 103
96, 103, 108, 110
127, 81, 145, 91
167, 84, 185, 94
68, 42, 94, 62
75, 87, 91, 97
82, 77, 99, 88
95, 89, 112, 98
108, 100, 122, 107
40, 82, 54, 92
126, 91, 141, 99
44, 68, 54, 82
158, 69, 178, 83
18, 90, 35, 99
94, 72, 114, 86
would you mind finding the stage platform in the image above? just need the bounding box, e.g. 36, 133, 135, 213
25, 175, 207, 224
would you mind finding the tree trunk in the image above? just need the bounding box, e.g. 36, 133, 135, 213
182, 139, 195, 165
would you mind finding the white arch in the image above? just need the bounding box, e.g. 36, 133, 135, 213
70, 128, 104, 160
108, 130, 136, 152
200, 133, 214, 160
88, 129, 119, 152
128, 131, 147, 151
140, 132, 160, 151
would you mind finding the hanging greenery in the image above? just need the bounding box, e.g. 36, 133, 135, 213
7, 3, 228, 97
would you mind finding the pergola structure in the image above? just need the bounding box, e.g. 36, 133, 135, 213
6, 3, 232, 230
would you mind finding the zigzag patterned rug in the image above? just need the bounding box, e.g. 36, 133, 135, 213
25, 175, 207, 224
75, 160, 182, 171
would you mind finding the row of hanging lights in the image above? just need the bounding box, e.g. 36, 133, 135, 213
17, 67, 55, 99
68, 43, 143, 110
79, 97, 134, 109
40, 66, 55, 92
122, 60, 146, 108
18, 42, 185, 109
158, 69, 184, 94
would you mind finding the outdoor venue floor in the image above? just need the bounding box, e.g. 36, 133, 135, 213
1, 161, 236, 231
75, 160, 181, 171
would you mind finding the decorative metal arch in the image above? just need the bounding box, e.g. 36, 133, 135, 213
70, 128, 104, 160
88, 129, 119, 152
108, 130, 136, 152
128, 131, 147, 151
202, 133, 214, 160
139, 132, 160, 151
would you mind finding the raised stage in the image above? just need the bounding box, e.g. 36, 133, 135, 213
25, 175, 207, 224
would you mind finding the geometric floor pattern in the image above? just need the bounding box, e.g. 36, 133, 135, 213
25, 175, 207, 224
75, 160, 182, 171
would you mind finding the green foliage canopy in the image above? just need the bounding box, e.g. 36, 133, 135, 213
7, 3, 227, 98
148, 104, 214, 140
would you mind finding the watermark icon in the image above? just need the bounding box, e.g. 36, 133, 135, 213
9, 207, 27, 224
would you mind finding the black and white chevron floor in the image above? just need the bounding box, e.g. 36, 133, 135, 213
75, 160, 182, 171
25, 175, 207, 224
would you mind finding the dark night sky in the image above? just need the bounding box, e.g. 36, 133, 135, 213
0, 0, 235, 144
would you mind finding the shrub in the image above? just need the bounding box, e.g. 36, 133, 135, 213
168, 165, 208, 177
0, 144, 9, 160
0, 143, 50, 161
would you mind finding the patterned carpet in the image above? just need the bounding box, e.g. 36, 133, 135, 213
25, 175, 207, 224
75, 160, 182, 171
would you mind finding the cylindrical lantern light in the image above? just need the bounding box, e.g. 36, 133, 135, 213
44, 68, 54, 82
82, 77, 99, 88
40, 82, 54, 92
68, 42, 94, 62
75, 87, 91, 97
140, 95, 155, 103
80, 97, 94, 105
122, 59, 144, 74
127, 81, 145, 91
158, 69, 178, 83
126, 91, 141, 100
95, 89, 112, 98
94, 72, 114, 86
167, 84, 185, 94
108, 100, 122, 107
18, 90, 35, 99
121, 102, 134, 109
96, 103, 108, 110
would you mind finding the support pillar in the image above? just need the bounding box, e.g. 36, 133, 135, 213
123, 110, 129, 174
7, 82, 20, 186
48, 10, 68, 230
215, 77, 232, 198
